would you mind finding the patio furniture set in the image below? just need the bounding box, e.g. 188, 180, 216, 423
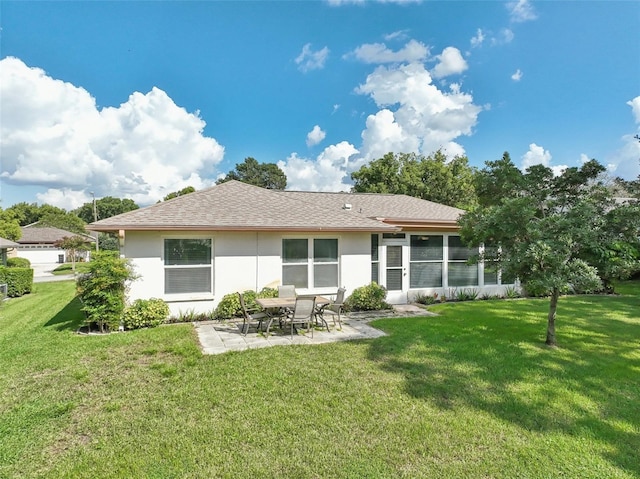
238, 286, 346, 338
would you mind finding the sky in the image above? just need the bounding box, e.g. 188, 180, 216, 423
1, 0, 639, 210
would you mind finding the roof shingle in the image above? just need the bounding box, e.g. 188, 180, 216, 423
89, 180, 462, 232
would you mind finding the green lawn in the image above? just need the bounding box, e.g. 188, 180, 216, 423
1, 281, 638, 478
51, 263, 91, 275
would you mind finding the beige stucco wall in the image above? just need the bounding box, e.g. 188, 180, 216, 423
123, 230, 372, 316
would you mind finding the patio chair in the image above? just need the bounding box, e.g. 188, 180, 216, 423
282, 296, 316, 339
278, 284, 296, 298
276, 284, 297, 326
316, 287, 346, 331
238, 292, 269, 336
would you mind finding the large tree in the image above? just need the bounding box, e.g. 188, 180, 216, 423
0, 208, 21, 241
74, 196, 139, 223
37, 211, 87, 235
217, 157, 287, 190
458, 157, 636, 347
474, 152, 524, 207
350, 150, 478, 209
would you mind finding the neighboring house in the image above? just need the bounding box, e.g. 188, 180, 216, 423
0, 237, 20, 266
88, 180, 515, 315
15, 225, 94, 264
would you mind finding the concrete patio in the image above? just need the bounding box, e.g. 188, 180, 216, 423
195, 304, 430, 354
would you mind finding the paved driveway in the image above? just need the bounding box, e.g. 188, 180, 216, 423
32, 263, 73, 283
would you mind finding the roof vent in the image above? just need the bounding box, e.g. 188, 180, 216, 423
342, 203, 352, 210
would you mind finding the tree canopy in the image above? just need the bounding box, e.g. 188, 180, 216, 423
0, 208, 22, 241
54, 235, 90, 271
162, 186, 196, 202
216, 157, 287, 190
350, 150, 478, 209
459, 156, 639, 346
74, 196, 139, 223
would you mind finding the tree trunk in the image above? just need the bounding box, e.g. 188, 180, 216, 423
546, 287, 559, 346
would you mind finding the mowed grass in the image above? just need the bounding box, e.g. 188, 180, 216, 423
1, 281, 638, 478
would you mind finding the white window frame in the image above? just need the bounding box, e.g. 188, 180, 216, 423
446, 235, 479, 288
162, 235, 214, 301
281, 236, 339, 292
409, 234, 444, 289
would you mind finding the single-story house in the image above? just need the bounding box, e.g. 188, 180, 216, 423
88, 180, 514, 315
1, 237, 20, 266
15, 225, 94, 264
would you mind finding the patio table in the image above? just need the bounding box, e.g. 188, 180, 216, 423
256, 296, 331, 335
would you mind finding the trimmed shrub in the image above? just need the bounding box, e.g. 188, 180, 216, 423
0, 266, 33, 297
6, 257, 31, 268
76, 251, 137, 333
343, 282, 391, 312
122, 298, 170, 330
214, 287, 279, 320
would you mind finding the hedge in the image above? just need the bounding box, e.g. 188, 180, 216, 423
6, 257, 31, 268
0, 266, 34, 297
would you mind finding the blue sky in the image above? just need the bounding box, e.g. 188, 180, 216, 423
1, 0, 639, 209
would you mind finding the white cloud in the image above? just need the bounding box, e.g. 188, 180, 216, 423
521, 143, 568, 176
507, 0, 538, 23
511, 69, 523, 81
306, 125, 326, 147
384, 30, 410, 42
355, 61, 481, 160
350, 39, 428, 64
605, 97, 640, 180
431, 47, 468, 79
0, 56, 224, 207
279, 141, 360, 192
295, 43, 330, 72
36, 188, 93, 211
628, 96, 640, 124
491, 28, 515, 46
470, 29, 485, 48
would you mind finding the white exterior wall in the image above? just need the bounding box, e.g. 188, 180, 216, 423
123, 230, 374, 317
16, 247, 66, 264
124, 229, 517, 315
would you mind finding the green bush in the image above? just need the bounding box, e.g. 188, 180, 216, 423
122, 298, 170, 330
343, 282, 391, 312
214, 287, 278, 320
6, 257, 31, 268
413, 292, 439, 305
0, 266, 33, 297
76, 251, 137, 333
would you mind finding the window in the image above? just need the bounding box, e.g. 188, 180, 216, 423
164, 238, 212, 295
282, 238, 338, 289
371, 234, 379, 283
410, 235, 443, 288
447, 236, 478, 287
483, 243, 499, 285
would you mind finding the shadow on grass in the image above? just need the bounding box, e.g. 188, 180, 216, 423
44, 296, 85, 332
367, 294, 640, 476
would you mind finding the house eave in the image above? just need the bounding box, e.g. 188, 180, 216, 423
88, 224, 400, 233
378, 218, 460, 231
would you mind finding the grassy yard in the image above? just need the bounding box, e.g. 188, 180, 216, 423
51, 263, 91, 275
1, 281, 638, 478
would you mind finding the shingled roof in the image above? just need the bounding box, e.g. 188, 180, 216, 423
18, 226, 94, 245
0, 237, 19, 248
88, 180, 463, 233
